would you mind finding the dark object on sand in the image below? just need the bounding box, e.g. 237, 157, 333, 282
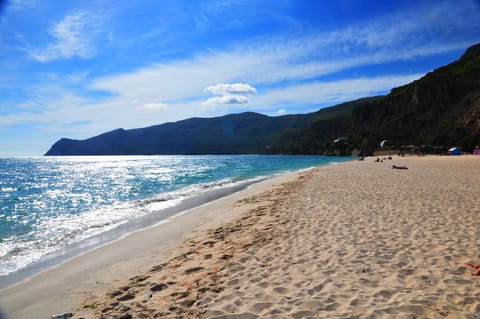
51, 312, 73, 319
392, 165, 408, 170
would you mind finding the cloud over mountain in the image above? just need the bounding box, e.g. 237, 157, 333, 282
203, 95, 250, 105
206, 83, 257, 95
204, 83, 256, 105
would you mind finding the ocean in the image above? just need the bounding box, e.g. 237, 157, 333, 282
0, 155, 352, 283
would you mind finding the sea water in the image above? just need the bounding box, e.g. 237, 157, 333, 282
0, 155, 351, 281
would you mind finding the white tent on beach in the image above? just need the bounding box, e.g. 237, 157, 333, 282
380, 140, 390, 148
448, 147, 461, 155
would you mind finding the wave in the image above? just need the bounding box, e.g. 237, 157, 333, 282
0, 155, 353, 279
0, 177, 258, 276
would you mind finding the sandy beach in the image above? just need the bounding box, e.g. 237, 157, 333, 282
2, 156, 480, 319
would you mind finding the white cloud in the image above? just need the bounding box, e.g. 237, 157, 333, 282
203, 83, 256, 107
91, 36, 473, 106
67, 71, 90, 84
89, 0, 480, 109
9, 0, 38, 11
139, 102, 168, 111
254, 74, 425, 109
206, 83, 257, 95
27, 10, 100, 62
203, 95, 249, 106
1, 73, 422, 136
88, 34, 465, 117
5, 0, 480, 146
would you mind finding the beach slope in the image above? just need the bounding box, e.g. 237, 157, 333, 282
2, 156, 480, 318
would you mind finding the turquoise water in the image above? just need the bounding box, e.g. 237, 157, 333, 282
0, 155, 351, 277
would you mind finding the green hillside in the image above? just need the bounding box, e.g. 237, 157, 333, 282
45, 43, 480, 156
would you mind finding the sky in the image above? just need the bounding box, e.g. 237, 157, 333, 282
0, 0, 479, 155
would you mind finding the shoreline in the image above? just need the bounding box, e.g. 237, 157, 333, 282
0, 168, 305, 319
3, 156, 480, 318
0, 154, 347, 288
0, 177, 262, 289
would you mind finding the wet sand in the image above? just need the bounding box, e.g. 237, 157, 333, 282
0, 171, 301, 319
2, 156, 480, 319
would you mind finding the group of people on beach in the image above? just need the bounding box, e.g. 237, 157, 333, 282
358, 155, 408, 169
374, 156, 392, 162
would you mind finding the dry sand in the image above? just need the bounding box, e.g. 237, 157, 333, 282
0, 171, 301, 319
2, 156, 480, 319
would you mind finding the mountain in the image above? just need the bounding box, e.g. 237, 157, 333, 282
348, 43, 480, 153
45, 43, 480, 156
45, 112, 309, 155
280, 43, 480, 155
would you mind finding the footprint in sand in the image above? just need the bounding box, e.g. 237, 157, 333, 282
272, 286, 289, 295
373, 289, 396, 301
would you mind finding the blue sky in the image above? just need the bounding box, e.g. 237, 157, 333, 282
0, 0, 479, 155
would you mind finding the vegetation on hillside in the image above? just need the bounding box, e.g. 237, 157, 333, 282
45, 44, 480, 156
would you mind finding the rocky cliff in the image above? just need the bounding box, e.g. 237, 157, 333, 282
45, 43, 480, 156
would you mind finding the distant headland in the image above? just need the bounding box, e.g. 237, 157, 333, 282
45, 43, 480, 157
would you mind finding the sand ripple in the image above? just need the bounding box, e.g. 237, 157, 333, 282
74, 156, 480, 319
